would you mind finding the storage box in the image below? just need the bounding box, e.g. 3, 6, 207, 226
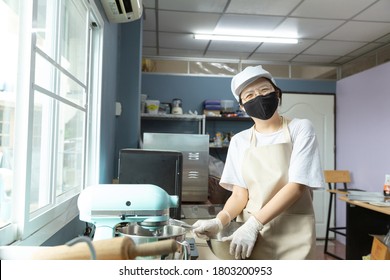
208, 176, 231, 204
370, 235, 390, 260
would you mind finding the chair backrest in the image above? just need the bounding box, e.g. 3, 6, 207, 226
323, 170, 351, 190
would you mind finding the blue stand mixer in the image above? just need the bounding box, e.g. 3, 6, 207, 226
77, 184, 179, 240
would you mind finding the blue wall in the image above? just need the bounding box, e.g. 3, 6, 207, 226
141, 73, 336, 114
114, 19, 143, 177
98, 16, 120, 184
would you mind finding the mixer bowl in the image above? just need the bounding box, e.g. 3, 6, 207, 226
116, 223, 188, 259
207, 221, 243, 260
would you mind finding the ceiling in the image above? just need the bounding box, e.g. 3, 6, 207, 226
142, 0, 390, 66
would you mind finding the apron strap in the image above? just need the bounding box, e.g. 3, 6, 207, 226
282, 117, 292, 143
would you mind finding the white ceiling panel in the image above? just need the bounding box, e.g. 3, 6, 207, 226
255, 39, 317, 54
208, 40, 259, 53
214, 14, 284, 35
354, 0, 390, 21
143, 9, 156, 31
159, 33, 208, 50
142, 0, 390, 66
304, 40, 367, 56
226, 0, 301, 16
143, 47, 158, 56
274, 18, 345, 39
325, 21, 390, 42
292, 54, 341, 64
158, 11, 220, 33
376, 33, 390, 43
347, 43, 383, 57
159, 0, 228, 13
143, 31, 156, 47
291, 0, 377, 19
142, 0, 155, 9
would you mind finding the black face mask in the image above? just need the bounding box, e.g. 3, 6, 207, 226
243, 91, 279, 120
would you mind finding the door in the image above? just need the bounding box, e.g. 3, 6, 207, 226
279, 93, 335, 238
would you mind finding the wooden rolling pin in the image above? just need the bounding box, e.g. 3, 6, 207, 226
32, 236, 179, 260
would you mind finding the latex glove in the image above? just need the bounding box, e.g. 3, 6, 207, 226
192, 218, 223, 239
222, 216, 264, 259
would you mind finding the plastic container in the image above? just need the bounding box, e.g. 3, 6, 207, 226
145, 100, 160, 114
220, 100, 235, 112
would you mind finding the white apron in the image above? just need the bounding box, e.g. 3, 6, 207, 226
238, 117, 316, 260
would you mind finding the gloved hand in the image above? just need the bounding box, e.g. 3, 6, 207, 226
192, 218, 223, 239
222, 216, 264, 259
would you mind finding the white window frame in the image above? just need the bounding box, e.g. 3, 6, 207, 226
0, 0, 103, 246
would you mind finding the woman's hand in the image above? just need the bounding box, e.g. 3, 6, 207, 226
222, 216, 264, 259
192, 218, 223, 239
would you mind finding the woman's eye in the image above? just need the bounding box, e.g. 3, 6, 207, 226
260, 87, 271, 93
245, 93, 254, 100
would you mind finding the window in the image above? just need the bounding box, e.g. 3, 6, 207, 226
0, 0, 102, 245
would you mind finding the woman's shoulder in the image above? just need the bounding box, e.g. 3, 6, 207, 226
231, 126, 252, 138
288, 118, 316, 138
230, 126, 253, 145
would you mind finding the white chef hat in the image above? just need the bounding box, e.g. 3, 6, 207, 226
231, 65, 277, 102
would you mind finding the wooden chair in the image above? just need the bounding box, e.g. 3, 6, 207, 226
323, 170, 362, 259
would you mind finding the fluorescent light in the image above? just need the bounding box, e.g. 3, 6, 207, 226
194, 34, 298, 44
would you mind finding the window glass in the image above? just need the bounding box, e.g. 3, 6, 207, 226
59, 0, 87, 84
30, 91, 52, 213
0, 0, 18, 229
189, 62, 238, 75
34, 0, 56, 59
59, 72, 86, 107
0, 0, 101, 246
55, 102, 85, 200
34, 52, 55, 93
30, 0, 88, 214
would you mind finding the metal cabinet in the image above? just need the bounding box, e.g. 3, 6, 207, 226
143, 133, 209, 202
141, 114, 206, 137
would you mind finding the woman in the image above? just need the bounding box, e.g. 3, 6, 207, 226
193, 65, 324, 260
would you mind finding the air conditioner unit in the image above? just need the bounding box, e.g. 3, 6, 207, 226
100, 0, 143, 23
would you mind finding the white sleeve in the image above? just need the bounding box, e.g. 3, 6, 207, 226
288, 119, 325, 189
219, 133, 248, 191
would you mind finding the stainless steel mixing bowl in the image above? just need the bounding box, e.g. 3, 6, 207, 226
206, 221, 243, 260
116, 223, 188, 259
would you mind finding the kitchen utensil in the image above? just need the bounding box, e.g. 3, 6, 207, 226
206, 221, 243, 260
116, 223, 189, 259
168, 218, 194, 229
32, 236, 178, 260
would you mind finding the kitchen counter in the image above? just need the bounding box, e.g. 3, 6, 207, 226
0, 220, 222, 260
338, 195, 390, 259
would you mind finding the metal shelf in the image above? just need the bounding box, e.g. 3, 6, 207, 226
141, 113, 206, 134
205, 116, 252, 122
